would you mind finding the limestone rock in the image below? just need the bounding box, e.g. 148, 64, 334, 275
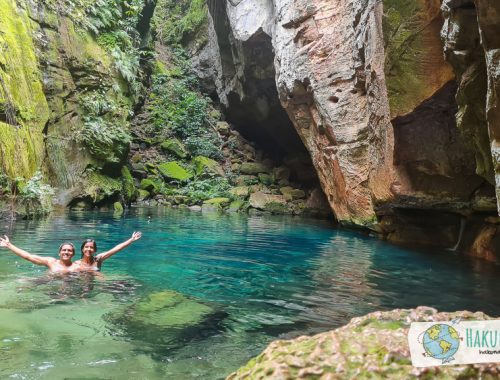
227, 307, 499, 379
249, 192, 286, 210
229, 186, 250, 198
239, 162, 271, 175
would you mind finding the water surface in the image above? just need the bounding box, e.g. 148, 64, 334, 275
0, 207, 499, 379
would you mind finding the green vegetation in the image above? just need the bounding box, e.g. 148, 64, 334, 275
0, 171, 54, 218
45, 0, 146, 96
153, 0, 208, 46
75, 90, 131, 162
148, 50, 222, 160
0, 0, 49, 180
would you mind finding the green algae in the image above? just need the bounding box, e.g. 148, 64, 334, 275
0, 0, 49, 179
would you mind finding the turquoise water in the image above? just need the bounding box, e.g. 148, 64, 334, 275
0, 207, 499, 378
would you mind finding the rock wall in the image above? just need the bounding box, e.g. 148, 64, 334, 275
0, 0, 49, 179
0, 0, 137, 208
201, 0, 500, 253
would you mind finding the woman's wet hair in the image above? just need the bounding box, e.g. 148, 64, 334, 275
58, 242, 75, 254
81, 239, 97, 258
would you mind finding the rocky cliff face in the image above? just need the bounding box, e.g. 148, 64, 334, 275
200, 0, 500, 255
0, 0, 139, 209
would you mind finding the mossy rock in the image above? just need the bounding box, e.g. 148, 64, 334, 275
121, 166, 136, 203
0, 0, 49, 180
229, 186, 250, 198
123, 290, 214, 329
160, 138, 188, 159
84, 173, 122, 203
280, 186, 306, 201
113, 201, 123, 213
192, 156, 224, 177
239, 162, 270, 175
227, 307, 496, 379
264, 202, 292, 214
140, 178, 161, 193
131, 153, 142, 163
203, 197, 231, 206
158, 162, 193, 181
228, 200, 247, 213
137, 189, 150, 201
258, 173, 273, 185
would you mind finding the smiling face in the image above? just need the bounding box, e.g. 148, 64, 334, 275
81, 241, 96, 258
59, 244, 75, 262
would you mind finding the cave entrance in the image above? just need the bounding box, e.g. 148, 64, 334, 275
204, 0, 332, 218
224, 31, 321, 188
208, 0, 320, 186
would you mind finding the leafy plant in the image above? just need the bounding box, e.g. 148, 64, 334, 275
153, 0, 208, 46
147, 51, 222, 160
76, 91, 131, 162
17, 172, 55, 218
75, 117, 131, 162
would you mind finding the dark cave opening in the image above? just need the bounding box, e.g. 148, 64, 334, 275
204, 0, 331, 217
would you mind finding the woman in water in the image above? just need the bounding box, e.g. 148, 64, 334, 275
74, 231, 142, 271
0, 236, 78, 273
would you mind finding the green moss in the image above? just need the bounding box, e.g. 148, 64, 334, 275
203, 197, 230, 206
158, 161, 193, 181
160, 138, 188, 158
0, 0, 49, 179
129, 290, 213, 328
240, 162, 270, 175
113, 201, 123, 213
140, 178, 161, 193
84, 173, 122, 203
192, 155, 224, 176
121, 166, 136, 203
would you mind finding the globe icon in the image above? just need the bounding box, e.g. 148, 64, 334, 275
422, 324, 460, 363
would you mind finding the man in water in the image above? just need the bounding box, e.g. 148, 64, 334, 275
0, 236, 78, 273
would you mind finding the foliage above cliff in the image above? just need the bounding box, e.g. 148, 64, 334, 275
153, 0, 208, 46
147, 51, 222, 160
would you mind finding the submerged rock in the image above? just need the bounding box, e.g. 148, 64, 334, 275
227, 307, 500, 379
129, 291, 214, 329
106, 290, 225, 348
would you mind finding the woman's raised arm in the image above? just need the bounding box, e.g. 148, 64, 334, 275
0, 235, 52, 266
95, 231, 142, 262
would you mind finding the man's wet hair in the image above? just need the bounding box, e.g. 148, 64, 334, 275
58, 242, 75, 254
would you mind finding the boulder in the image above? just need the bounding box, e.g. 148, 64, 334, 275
239, 162, 270, 175
216, 121, 230, 135
227, 307, 498, 379
258, 173, 273, 185
140, 178, 160, 193
228, 200, 247, 213
280, 186, 306, 201
229, 186, 250, 198
249, 192, 286, 210
160, 138, 188, 159
192, 156, 225, 177
157, 162, 192, 181
109, 290, 214, 330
